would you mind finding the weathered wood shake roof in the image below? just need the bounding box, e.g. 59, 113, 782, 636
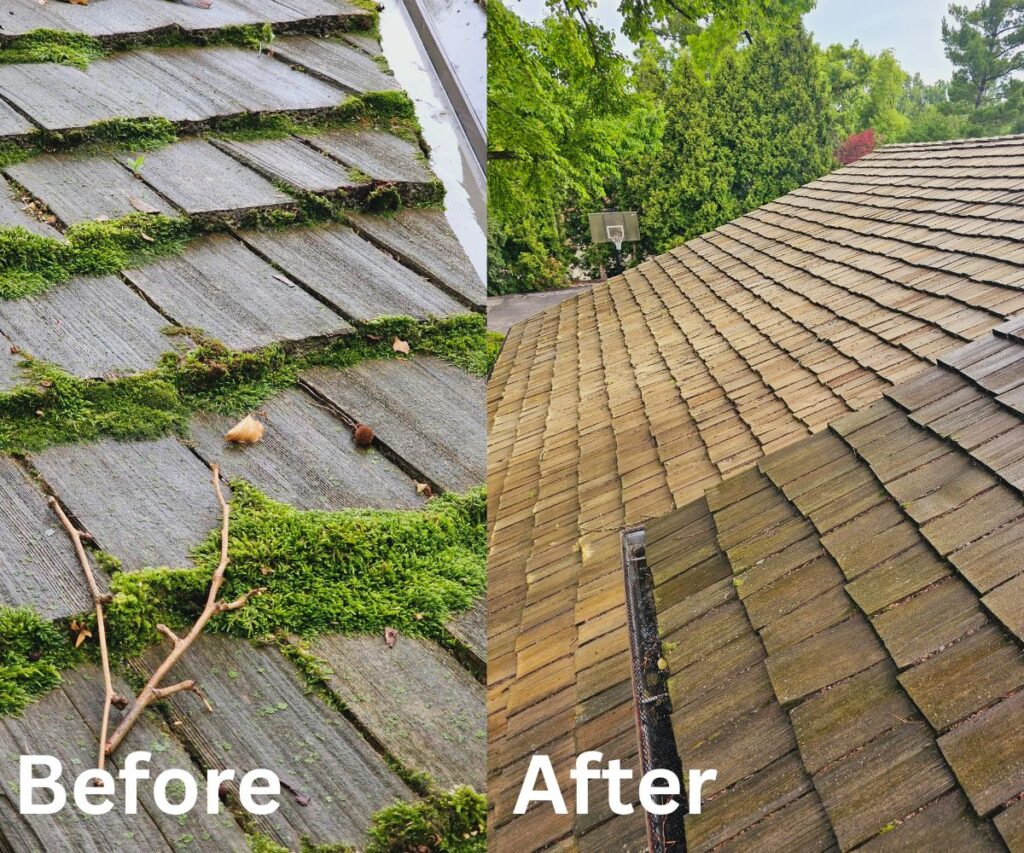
650, 319, 1024, 850
487, 135, 1024, 850
0, 3, 486, 850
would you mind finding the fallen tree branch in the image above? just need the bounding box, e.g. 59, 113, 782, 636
47, 496, 119, 770
104, 464, 263, 757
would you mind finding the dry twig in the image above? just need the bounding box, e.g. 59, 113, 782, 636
102, 464, 264, 757
47, 497, 120, 770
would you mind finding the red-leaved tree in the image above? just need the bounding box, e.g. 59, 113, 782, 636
836, 128, 877, 165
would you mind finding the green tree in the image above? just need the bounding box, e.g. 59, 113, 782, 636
944, 0, 1024, 107
616, 0, 814, 63
632, 25, 834, 254
487, 1, 657, 292
823, 42, 910, 142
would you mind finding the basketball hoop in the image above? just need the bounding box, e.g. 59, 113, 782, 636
588, 211, 639, 276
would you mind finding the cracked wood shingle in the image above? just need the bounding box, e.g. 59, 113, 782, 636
310, 633, 485, 790
300, 356, 485, 492
304, 128, 435, 184
115, 139, 291, 217
210, 136, 364, 194
31, 437, 223, 572
6, 153, 172, 226
348, 208, 485, 309
241, 223, 464, 322
0, 177, 61, 237
0, 665, 249, 852
0, 47, 345, 138
122, 233, 353, 351
0, 275, 185, 378
271, 36, 402, 94
0, 456, 94, 619
140, 635, 411, 850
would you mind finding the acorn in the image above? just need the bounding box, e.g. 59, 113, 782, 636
353, 423, 374, 448
224, 414, 264, 444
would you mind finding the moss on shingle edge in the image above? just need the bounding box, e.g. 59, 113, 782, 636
0, 20, 378, 69
0, 89, 420, 168
0, 314, 498, 454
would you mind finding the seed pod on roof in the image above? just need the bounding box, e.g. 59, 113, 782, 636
353, 423, 374, 448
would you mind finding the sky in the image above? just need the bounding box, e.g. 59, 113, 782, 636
511, 0, 957, 83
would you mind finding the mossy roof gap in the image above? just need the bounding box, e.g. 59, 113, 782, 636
0, 18, 378, 67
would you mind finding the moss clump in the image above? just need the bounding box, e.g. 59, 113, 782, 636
0, 213, 192, 298
365, 184, 402, 214
0, 361, 184, 451
243, 788, 486, 853
44, 116, 179, 152
0, 314, 494, 454
210, 91, 420, 143
0, 30, 105, 69
247, 835, 352, 853
102, 484, 485, 656
366, 788, 487, 853
0, 607, 80, 716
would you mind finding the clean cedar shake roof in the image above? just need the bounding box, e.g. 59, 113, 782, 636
649, 320, 1024, 850
487, 135, 1024, 850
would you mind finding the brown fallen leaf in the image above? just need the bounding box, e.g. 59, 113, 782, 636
39, 379, 53, 388
353, 423, 374, 448
384, 627, 398, 648
129, 196, 160, 214
392, 337, 410, 354
70, 619, 93, 648
225, 414, 265, 444
67, 0, 90, 5
415, 482, 433, 497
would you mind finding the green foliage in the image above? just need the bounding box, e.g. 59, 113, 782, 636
0, 607, 79, 717
366, 787, 487, 853
247, 834, 353, 853
824, 42, 910, 142
942, 0, 1024, 134
0, 29, 105, 69
102, 484, 486, 656
0, 314, 494, 454
0, 214, 192, 298
630, 25, 834, 254
613, 0, 811, 60
488, 0, 660, 292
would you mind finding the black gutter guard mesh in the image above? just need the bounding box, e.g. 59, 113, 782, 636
621, 525, 686, 852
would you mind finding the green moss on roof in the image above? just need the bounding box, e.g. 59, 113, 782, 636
366, 787, 487, 853
243, 786, 485, 853
0, 314, 493, 454
0, 20, 376, 70
0, 90, 418, 167
0, 213, 192, 299
0, 607, 80, 717
0, 29, 105, 69
103, 483, 485, 655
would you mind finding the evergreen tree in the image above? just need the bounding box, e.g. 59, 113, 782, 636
944, 1, 1024, 108
632, 25, 833, 254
